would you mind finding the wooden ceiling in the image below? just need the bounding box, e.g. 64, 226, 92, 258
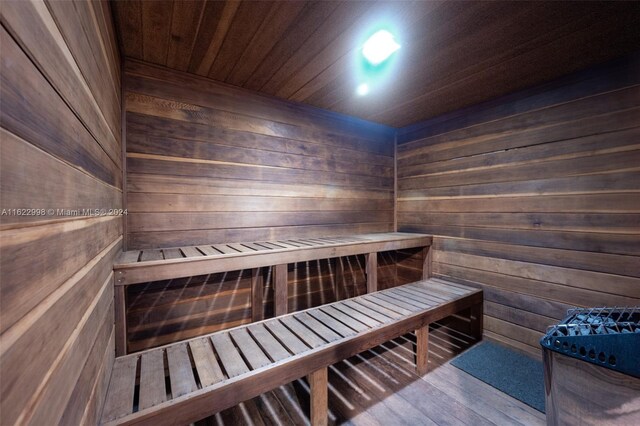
112, 1, 640, 127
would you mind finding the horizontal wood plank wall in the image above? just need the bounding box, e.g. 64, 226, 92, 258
0, 1, 121, 424
123, 59, 395, 249
396, 54, 640, 357
121, 60, 394, 351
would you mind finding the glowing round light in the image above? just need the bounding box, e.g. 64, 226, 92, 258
362, 30, 400, 66
356, 83, 370, 96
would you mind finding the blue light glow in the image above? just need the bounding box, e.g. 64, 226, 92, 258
354, 26, 402, 97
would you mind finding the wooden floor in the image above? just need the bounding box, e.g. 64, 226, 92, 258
194, 320, 545, 426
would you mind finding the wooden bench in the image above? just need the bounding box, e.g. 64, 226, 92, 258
101, 278, 482, 426
113, 232, 432, 354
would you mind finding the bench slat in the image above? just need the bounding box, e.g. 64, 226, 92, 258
284, 239, 313, 247
180, 247, 203, 258
139, 350, 167, 410
280, 316, 326, 349
371, 293, 423, 314
248, 324, 290, 362
308, 309, 358, 337
240, 243, 266, 251
102, 355, 138, 421
255, 241, 285, 249
350, 298, 402, 319
297, 239, 328, 246
210, 334, 249, 378
211, 244, 237, 254
331, 303, 384, 328
197, 245, 220, 256
432, 278, 479, 293
162, 248, 183, 259
189, 338, 224, 387
321, 306, 369, 332
383, 289, 435, 309
272, 241, 301, 248
415, 279, 463, 296
294, 312, 342, 343
412, 281, 462, 299
290, 239, 315, 246
264, 320, 310, 355
140, 250, 163, 261
339, 300, 394, 324
229, 328, 271, 369
430, 278, 470, 295
167, 344, 198, 397
119, 251, 140, 263
226, 243, 254, 253
308, 237, 341, 243
392, 287, 446, 305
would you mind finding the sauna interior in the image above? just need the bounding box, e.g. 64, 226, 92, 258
1, 1, 639, 425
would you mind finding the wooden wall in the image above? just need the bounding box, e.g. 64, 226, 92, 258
0, 1, 121, 424
396, 54, 640, 357
123, 60, 395, 250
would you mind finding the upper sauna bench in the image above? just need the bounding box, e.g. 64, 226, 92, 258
114, 232, 432, 286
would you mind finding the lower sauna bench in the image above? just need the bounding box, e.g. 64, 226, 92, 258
101, 278, 482, 426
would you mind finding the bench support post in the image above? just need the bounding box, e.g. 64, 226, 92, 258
335, 257, 346, 301
274, 263, 288, 316
416, 325, 429, 375
251, 268, 263, 322
114, 283, 127, 356
422, 245, 432, 280
309, 367, 328, 426
366, 252, 377, 293
470, 301, 484, 342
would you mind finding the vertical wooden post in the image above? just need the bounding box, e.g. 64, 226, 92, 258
114, 282, 127, 356
274, 263, 288, 317
366, 252, 377, 293
251, 267, 263, 322
335, 257, 345, 301
416, 325, 429, 375
470, 302, 484, 342
422, 246, 432, 280
309, 367, 328, 426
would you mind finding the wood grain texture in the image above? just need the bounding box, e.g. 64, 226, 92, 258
397, 53, 640, 355
0, 2, 122, 424
101, 279, 482, 425
544, 349, 640, 425
123, 61, 394, 249
121, 235, 431, 352
112, 1, 640, 127
309, 368, 328, 426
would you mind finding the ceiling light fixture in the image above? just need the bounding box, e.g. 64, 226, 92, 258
356, 83, 370, 96
362, 30, 400, 66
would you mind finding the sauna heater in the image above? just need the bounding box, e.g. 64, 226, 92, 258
541, 307, 640, 425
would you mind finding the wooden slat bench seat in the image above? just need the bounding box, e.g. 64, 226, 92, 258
101, 278, 482, 426
114, 232, 431, 285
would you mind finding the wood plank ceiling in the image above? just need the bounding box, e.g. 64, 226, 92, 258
112, 1, 640, 127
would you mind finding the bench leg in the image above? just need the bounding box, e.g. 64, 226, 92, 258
274, 263, 288, 316
422, 246, 432, 280
115, 284, 127, 356
470, 301, 484, 342
251, 267, 263, 322
309, 367, 328, 426
416, 325, 429, 375
366, 252, 377, 293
